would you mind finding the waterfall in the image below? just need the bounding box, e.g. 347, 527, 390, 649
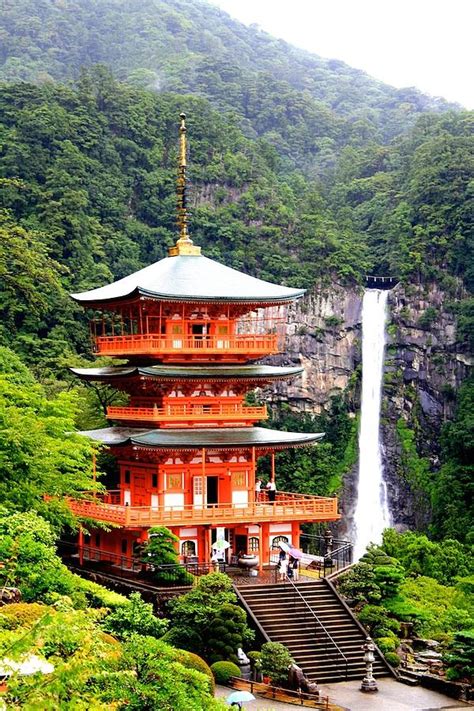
352, 289, 391, 560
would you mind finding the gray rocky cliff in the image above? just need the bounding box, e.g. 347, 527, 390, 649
265, 279, 470, 538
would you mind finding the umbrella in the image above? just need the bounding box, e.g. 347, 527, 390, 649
277, 541, 290, 553
288, 547, 303, 559
226, 690, 256, 707
212, 538, 231, 551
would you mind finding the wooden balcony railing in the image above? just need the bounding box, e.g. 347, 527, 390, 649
106, 403, 267, 426
63, 491, 339, 527
94, 333, 279, 358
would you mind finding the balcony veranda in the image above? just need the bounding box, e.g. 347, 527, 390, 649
94, 333, 279, 360
106, 402, 268, 427
64, 491, 339, 528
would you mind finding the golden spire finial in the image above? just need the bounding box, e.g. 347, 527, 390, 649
168, 112, 201, 257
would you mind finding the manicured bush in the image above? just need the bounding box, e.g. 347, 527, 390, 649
384, 651, 401, 667
176, 650, 215, 693
375, 636, 397, 654
261, 642, 293, 686
210, 660, 241, 685
73, 575, 129, 609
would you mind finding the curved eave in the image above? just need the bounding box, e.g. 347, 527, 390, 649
70, 365, 304, 382
71, 254, 305, 307
77, 426, 324, 450
72, 286, 304, 308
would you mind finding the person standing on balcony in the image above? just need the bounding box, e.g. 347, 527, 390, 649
255, 478, 262, 501
266, 479, 276, 503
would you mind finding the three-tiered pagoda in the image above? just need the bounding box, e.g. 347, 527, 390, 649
67, 114, 339, 572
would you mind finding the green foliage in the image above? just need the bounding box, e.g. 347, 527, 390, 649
0, 347, 97, 521
417, 307, 438, 329
384, 651, 401, 668
210, 660, 241, 685
142, 526, 194, 585
0, 509, 129, 609
260, 642, 293, 686
431, 377, 474, 543
358, 605, 400, 639
396, 418, 432, 494
260, 395, 356, 496
175, 650, 215, 694
2, 605, 224, 710
375, 636, 397, 654
382, 529, 473, 585
165, 573, 254, 664
101, 592, 168, 640
443, 629, 474, 682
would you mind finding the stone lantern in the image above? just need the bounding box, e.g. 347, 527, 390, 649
360, 636, 378, 693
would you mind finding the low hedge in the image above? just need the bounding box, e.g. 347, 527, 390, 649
210, 660, 241, 685
72, 575, 129, 609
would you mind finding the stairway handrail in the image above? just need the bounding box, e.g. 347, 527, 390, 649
285, 576, 348, 680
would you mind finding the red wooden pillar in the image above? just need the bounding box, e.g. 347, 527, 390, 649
258, 524, 263, 574
292, 521, 300, 550
78, 527, 84, 566
271, 452, 275, 483
261, 522, 270, 570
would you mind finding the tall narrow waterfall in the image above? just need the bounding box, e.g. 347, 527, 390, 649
353, 289, 391, 560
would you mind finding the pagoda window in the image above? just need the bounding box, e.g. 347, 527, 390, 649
271, 535, 289, 550
193, 476, 203, 507
152, 474, 158, 488
124, 470, 131, 485
249, 536, 259, 552
181, 540, 196, 557
95, 533, 101, 548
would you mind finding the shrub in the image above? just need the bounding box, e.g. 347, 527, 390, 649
176, 650, 215, 694
375, 636, 397, 654
247, 651, 262, 669
210, 661, 241, 685
101, 592, 168, 640
261, 642, 293, 686
0, 602, 47, 630
73, 576, 129, 609
384, 651, 401, 667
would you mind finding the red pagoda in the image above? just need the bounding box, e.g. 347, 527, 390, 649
67, 114, 339, 572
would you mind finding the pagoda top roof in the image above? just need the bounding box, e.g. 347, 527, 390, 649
71, 255, 305, 306
70, 364, 303, 382
78, 426, 323, 450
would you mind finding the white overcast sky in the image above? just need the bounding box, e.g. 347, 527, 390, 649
210, 0, 473, 109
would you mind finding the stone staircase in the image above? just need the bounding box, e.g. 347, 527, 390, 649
237, 578, 392, 683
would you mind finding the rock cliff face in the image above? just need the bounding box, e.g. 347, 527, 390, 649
266, 280, 470, 537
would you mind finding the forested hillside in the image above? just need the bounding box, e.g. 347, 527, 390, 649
0, 0, 460, 171
0, 73, 472, 370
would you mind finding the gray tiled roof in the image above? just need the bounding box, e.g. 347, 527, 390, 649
78, 426, 324, 449
70, 364, 303, 381
71, 255, 304, 305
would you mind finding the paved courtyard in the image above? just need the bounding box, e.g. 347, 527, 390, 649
216, 679, 471, 710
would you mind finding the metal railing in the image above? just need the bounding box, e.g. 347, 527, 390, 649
299, 533, 353, 574
285, 575, 348, 680
58, 540, 221, 587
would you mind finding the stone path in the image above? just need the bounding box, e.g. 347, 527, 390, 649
215, 679, 470, 711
